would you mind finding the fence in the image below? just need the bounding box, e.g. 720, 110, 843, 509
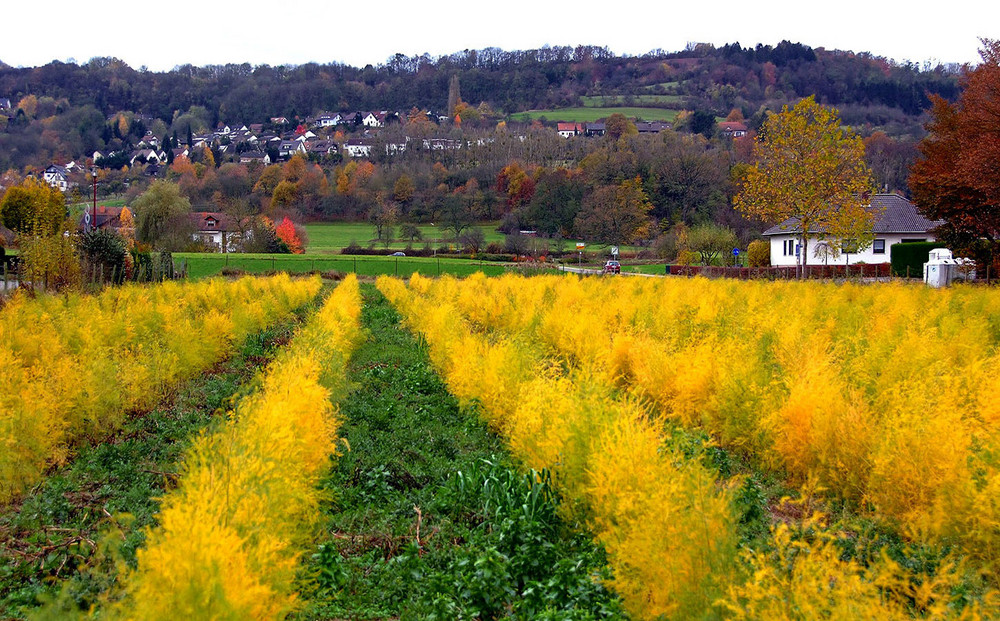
666, 264, 894, 280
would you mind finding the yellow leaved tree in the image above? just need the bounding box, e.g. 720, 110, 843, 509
735, 97, 876, 277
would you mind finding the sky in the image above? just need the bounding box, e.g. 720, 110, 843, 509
2, 1, 996, 71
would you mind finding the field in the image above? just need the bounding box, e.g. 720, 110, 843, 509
5, 273, 999, 619
509, 106, 679, 123
303, 221, 507, 253
579, 95, 684, 107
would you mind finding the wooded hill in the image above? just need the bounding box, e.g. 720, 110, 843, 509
0, 41, 959, 148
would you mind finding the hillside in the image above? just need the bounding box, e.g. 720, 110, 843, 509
0, 41, 960, 171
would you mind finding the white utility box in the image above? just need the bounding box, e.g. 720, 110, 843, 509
924, 248, 976, 288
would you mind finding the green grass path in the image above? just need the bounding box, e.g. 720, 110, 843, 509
296, 283, 623, 620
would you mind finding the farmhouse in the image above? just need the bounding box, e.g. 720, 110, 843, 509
191, 212, 241, 252
557, 122, 585, 137
77, 205, 128, 232
719, 121, 748, 137
763, 193, 944, 266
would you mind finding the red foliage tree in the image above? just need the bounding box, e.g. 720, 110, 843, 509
275, 216, 304, 254
910, 39, 1000, 271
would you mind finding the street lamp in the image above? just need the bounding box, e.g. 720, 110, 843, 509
91, 167, 98, 233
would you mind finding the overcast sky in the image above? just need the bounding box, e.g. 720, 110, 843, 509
2, 1, 995, 71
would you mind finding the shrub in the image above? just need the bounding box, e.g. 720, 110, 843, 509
17, 233, 81, 291
79, 229, 129, 285
747, 239, 770, 267
676, 249, 698, 266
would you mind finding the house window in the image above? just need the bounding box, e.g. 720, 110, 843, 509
873, 239, 886, 254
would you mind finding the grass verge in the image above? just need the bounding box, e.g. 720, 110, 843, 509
173, 254, 509, 280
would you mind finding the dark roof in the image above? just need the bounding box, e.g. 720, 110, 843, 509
191, 211, 237, 232
762, 194, 945, 236
77, 206, 126, 231
635, 121, 671, 133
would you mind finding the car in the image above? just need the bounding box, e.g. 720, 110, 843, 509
390, 251, 406, 256
603, 260, 621, 274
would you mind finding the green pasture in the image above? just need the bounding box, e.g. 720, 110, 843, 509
642, 81, 681, 92
509, 107, 679, 123
579, 95, 683, 107
173, 253, 509, 280
303, 222, 506, 254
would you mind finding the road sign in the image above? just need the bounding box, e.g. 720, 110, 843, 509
732, 247, 740, 256
576, 242, 585, 250
611, 246, 619, 256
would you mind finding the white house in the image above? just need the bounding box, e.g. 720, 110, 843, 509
130, 149, 166, 166
278, 140, 307, 159
719, 121, 748, 138
361, 112, 383, 128
345, 138, 373, 157
239, 151, 271, 165
191, 212, 241, 252
763, 194, 944, 266
557, 122, 584, 138
42, 165, 69, 192
316, 113, 341, 127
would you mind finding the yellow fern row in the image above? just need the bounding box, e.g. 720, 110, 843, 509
0, 274, 321, 503
378, 274, 739, 619
430, 274, 1000, 572
109, 275, 362, 620
381, 273, 1000, 619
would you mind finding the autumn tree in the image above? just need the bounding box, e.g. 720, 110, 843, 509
0, 178, 66, 236
118, 206, 136, 245
910, 39, 1000, 271
605, 113, 637, 141
496, 162, 535, 212
271, 180, 301, 209
574, 177, 653, 246
253, 164, 283, 196
734, 97, 875, 277
393, 174, 415, 205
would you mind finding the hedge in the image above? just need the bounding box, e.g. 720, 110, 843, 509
890, 242, 942, 278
